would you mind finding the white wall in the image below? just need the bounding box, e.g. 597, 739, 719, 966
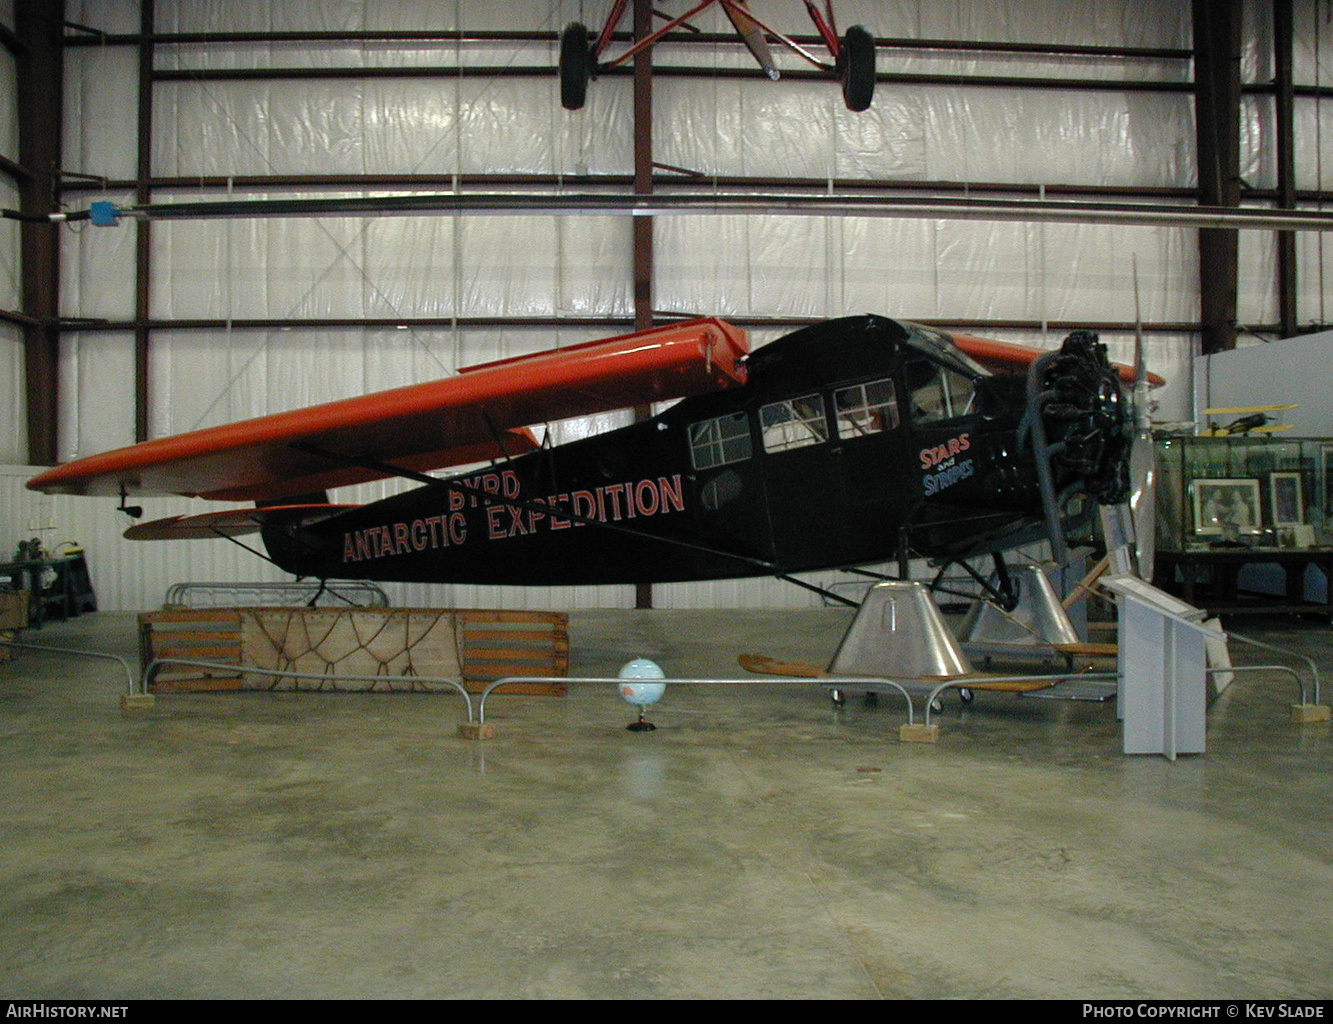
0, 6, 21, 465
1196, 330, 1333, 436
7, 0, 1332, 608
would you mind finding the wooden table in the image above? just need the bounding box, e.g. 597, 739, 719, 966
0, 554, 97, 628
1153, 547, 1333, 621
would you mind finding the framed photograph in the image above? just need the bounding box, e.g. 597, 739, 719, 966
1270, 472, 1304, 526
1192, 478, 1262, 536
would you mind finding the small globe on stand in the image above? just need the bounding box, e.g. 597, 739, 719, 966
618, 658, 666, 732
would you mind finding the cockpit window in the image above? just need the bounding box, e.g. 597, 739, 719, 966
760, 394, 828, 453
907, 361, 977, 423
689, 412, 752, 470
904, 325, 990, 378
834, 378, 900, 439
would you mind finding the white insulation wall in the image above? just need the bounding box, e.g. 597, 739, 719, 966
5, 0, 1333, 609
0, 26, 20, 464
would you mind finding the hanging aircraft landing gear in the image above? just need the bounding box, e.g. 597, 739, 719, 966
839, 25, 876, 111
959, 687, 975, 705
829, 688, 846, 707
560, 23, 593, 110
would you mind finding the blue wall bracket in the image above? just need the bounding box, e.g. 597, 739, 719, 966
88, 201, 122, 226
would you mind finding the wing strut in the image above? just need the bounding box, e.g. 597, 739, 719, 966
205, 530, 354, 605
207, 525, 290, 572
481, 409, 518, 465
775, 574, 859, 608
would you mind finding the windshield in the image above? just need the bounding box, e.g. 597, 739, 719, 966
902, 324, 990, 379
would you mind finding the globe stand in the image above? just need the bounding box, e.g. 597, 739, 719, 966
626, 709, 656, 732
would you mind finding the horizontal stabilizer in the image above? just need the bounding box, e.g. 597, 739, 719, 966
124, 504, 356, 541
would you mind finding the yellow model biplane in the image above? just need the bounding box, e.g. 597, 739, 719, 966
1200, 404, 1299, 437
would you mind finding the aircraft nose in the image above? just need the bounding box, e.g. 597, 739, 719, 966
1037, 331, 1133, 506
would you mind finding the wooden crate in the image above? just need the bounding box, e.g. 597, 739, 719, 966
138, 610, 244, 692
139, 607, 567, 695
458, 610, 569, 695
0, 590, 28, 632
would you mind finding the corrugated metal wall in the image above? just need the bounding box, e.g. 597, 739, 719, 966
0, 17, 20, 461
5, 1, 1333, 608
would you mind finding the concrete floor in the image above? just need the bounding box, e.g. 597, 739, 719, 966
1, 607, 1330, 1000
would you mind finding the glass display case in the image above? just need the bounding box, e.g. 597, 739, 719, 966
1151, 435, 1333, 619
1154, 435, 1333, 553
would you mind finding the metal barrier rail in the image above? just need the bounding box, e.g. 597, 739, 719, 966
0, 639, 138, 694
135, 661, 917, 728
25, 650, 1312, 737
478, 674, 917, 725
130, 665, 1137, 733
921, 672, 1123, 726
139, 656, 474, 717
1227, 632, 1321, 705
163, 580, 391, 608
1210, 663, 1307, 705
921, 666, 1311, 726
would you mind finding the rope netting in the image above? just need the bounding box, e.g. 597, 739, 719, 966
243, 608, 465, 692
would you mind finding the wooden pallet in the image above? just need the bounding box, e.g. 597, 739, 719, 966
139, 607, 568, 695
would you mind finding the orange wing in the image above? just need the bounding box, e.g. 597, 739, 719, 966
29, 318, 749, 503
948, 331, 1165, 387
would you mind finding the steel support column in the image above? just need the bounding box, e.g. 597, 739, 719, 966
1274, 0, 1299, 337
134, 0, 155, 442
15, 0, 64, 466
1193, 0, 1242, 355
633, 0, 655, 610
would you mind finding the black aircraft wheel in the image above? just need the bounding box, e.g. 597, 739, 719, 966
839, 25, 876, 112
560, 22, 593, 110
959, 687, 975, 705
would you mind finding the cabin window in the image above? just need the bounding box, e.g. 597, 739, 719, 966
907, 362, 976, 423
689, 412, 753, 470
834, 378, 899, 439
760, 394, 828, 453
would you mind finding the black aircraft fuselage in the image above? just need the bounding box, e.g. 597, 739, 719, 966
262, 316, 1129, 586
